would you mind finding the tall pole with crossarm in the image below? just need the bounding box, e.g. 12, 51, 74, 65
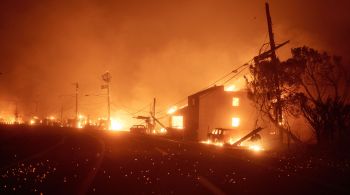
101, 72, 112, 130
73, 82, 79, 126
265, 2, 283, 144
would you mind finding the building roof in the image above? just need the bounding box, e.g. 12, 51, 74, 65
188, 85, 224, 98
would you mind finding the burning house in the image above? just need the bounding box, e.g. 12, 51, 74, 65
168, 85, 260, 142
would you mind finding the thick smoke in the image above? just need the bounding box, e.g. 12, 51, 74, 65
0, 0, 349, 123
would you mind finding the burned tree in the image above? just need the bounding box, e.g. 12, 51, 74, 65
291, 47, 350, 147
245, 2, 302, 145
245, 55, 304, 145
247, 46, 350, 147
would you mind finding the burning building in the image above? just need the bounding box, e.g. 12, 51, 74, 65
168, 85, 259, 142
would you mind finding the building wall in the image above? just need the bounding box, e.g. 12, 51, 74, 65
169, 86, 317, 145
197, 89, 259, 141
185, 96, 199, 140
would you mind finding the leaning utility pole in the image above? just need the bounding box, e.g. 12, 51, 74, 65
265, 3, 277, 63
101, 72, 112, 130
152, 97, 156, 129
265, 2, 283, 143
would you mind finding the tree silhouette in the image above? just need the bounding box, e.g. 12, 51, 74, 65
246, 51, 304, 144
291, 47, 350, 147
247, 46, 350, 148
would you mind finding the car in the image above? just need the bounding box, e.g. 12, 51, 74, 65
130, 124, 147, 134
207, 128, 234, 143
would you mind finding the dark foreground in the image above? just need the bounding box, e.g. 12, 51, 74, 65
0, 125, 349, 194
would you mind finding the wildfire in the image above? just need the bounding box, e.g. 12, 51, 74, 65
248, 144, 263, 152
228, 137, 240, 145
110, 118, 127, 131
159, 128, 167, 133
224, 85, 237, 92
167, 106, 178, 114
77, 121, 83, 129
201, 139, 224, 147
29, 116, 39, 125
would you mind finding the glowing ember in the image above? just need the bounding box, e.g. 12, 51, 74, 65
159, 128, 167, 133
201, 139, 224, 147
77, 121, 83, 129
29, 119, 36, 125
228, 137, 240, 145
248, 144, 264, 152
110, 118, 126, 131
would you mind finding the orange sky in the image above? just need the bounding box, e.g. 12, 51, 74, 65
0, 0, 349, 122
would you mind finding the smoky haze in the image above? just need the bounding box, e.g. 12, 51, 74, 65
0, 0, 349, 124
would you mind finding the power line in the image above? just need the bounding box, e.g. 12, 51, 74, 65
154, 59, 254, 115
222, 66, 249, 85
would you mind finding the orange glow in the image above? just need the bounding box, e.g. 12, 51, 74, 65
248, 144, 264, 152
167, 106, 178, 114
77, 121, 83, 129
228, 137, 240, 145
110, 118, 128, 131
201, 139, 224, 147
0, 117, 15, 124
238, 140, 264, 152
75, 114, 87, 128
232, 97, 240, 106
224, 85, 237, 92
231, 117, 240, 127
159, 128, 167, 133
171, 115, 183, 129
29, 119, 35, 125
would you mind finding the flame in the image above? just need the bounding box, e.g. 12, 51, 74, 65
225, 137, 265, 152
29, 119, 36, 125
224, 85, 237, 92
77, 121, 83, 129
110, 118, 126, 131
167, 106, 178, 114
201, 139, 224, 147
159, 128, 167, 133
228, 137, 240, 145
248, 144, 263, 152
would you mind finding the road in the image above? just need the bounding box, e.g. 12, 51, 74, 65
0, 125, 349, 194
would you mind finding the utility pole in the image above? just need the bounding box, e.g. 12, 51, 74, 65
34, 99, 38, 117
152, 98, 156, 117
265, 2, 277, 62
14, 102, 18, 124
60, 104, 63, 123
74, 82, 79, 126
265, 2, 283, 144
152, 97, 156, 129
101, 72, 111, 130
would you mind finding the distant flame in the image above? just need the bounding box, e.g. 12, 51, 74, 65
110, 118, 127, 131
29, 119, 36, 125
159, 128, 167, 133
